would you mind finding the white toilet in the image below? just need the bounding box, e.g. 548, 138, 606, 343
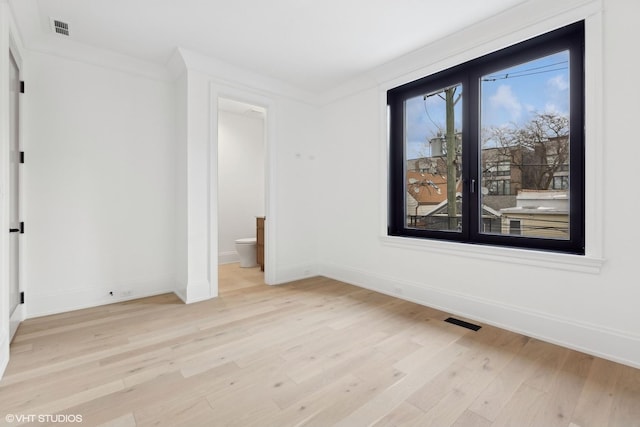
235, 237, 257, 268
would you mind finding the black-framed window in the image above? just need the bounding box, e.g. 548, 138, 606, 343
388, 21, 584, 254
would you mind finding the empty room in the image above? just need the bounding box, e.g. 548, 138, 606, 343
0, 0, 638, 426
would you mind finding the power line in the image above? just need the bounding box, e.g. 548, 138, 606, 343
482, 63, 568, 82
484, 60, 567, 79
422, 96, 442, 132
482, 67, 568, 81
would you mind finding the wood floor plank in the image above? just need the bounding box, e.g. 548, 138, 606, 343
97, 412, 137, 427
452, 410, 492, 427
404, 329, 528, 427
607, 364, 640, 427
296, 366, 404, 427
1, 263, 638, 427
526, 351, 594, 427
490, 383, 548, 427
469, 337, 555, 421
570, 357, 622, 427
372, 401, 425, 427
334, 341, 471, 427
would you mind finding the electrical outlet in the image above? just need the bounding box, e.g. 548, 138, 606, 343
120, 290, 133, 297
393, 285, 403, 295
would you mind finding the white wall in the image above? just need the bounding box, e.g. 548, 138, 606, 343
174, 71, 188, 300
268, 97, 320, 282
174, 48, 320, 296
24, 51, 178, 316
317, 0, 640, 368
218, 109, 265, 264
178, 68, 214, 303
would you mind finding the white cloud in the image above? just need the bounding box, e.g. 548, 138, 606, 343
548, 74, 569, 91
544, 103, 561, 114
545, 75, 570, 116
490, 85, 522, 121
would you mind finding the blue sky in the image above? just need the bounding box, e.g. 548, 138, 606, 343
405, 50, 570, 159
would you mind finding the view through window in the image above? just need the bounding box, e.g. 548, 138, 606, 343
389, 21, 584, 254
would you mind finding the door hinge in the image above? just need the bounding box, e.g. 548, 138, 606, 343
20, 151, 24, 164
20, 221, 24, 234
20, 81, 25, 94
20, 292, 25, 304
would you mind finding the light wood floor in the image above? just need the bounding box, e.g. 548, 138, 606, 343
1, 264, 639, 427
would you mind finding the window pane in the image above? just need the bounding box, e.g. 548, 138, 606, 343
405, 84, 463, 232
480, 51, 570, 240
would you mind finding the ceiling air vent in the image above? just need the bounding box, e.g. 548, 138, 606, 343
50, 18, 70, 36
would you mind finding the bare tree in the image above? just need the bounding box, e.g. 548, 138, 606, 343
484, 113, 569, 191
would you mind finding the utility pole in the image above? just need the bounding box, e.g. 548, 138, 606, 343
424, 85, 461, 231
444, 86, 461, 230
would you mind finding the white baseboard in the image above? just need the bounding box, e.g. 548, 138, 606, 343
318, 262, 640, 369
272, 263, 318, 285
27, 283, 178, 319
0, 332, 8, 381
185, 280, 216, 303
219, 251, 239, 265
9, 303, 25, 339
174, 289, 187, 303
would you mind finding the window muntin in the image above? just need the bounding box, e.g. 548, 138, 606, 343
388, 21, 584, 254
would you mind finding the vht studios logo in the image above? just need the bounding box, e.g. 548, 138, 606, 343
5, 414, 83, 423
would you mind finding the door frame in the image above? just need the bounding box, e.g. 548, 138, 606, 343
210, 86, 276, 294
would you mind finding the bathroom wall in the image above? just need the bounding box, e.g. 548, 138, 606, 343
217, 107, 265, 264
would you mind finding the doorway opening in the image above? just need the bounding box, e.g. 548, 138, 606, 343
216, 97, 267, 295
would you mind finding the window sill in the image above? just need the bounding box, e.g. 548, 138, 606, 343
380, 235, 604, 274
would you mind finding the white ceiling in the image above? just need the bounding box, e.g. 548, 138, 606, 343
9, 0, 525, 93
